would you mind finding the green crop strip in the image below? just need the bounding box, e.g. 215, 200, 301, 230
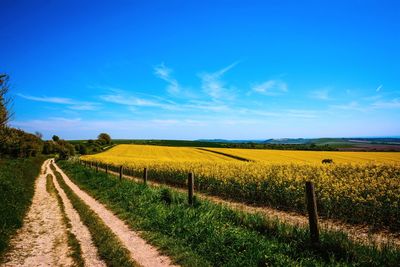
50, 164, 137, 267
59, 160, 400, 267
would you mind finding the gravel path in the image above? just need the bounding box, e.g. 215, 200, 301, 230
48, 160, 106, 267
3, 160, 73, 266
52, 162, 177, 267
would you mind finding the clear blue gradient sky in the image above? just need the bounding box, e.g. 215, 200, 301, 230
1, 0, 399, 140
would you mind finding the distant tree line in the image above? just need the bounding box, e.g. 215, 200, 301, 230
72, 133, 112, 155
0, 74, 44, 158
220, 142, 337, 151
0, 73, 112, 159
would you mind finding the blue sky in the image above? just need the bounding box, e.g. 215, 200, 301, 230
1, 0, 399, 140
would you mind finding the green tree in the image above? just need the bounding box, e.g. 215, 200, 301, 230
97, 133, 111, 145
0, 74, 13, 127
52, 135, 60, 142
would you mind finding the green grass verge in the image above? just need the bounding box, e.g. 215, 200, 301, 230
59, 160, 400, 267
46, 173, 84, 267
0, 156, 46, 261
50, 164, 137, 267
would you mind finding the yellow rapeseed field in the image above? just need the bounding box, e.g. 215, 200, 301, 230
87, 144, 236, 163
83, 144, 400, 164
81, 144, 400, 230
206, 147, 400, 164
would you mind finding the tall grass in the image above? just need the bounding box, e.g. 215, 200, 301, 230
0, 156, 45, 260
60, 160, 400, 266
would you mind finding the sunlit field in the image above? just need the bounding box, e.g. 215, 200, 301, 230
84, 144, 400, 164
81, 144, 400, 231
94, 144, 237, 162
206, 147, 400, 164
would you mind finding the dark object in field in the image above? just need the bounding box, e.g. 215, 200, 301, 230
322, 159, 333, 164
305, 181, 320, 245
188, 172, 194, 205
160, 188, 173, 205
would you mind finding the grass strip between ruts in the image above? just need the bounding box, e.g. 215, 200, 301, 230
46, 173, 84, 267
50, 164, 137, 267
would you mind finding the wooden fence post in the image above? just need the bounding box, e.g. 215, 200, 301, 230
119, 166, 123, 181
305, 181, 319, 245
188, 172, 194, 205
143, 168, 148, 185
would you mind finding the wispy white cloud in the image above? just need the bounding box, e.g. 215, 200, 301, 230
376, 84, 383, 92
154, 63, 180, 94
199, 62, 239, 100
68, 104, 99, 111
238, 108, 319, 119
309, 88, 330, 100
330, 101, 367, 112
17, 94, 100, 111
185, 100, 230, 112
100, 93, 181, 111
151, 119, 179, 126
17, 94, 73, 104
372, 98, 400, 109
252, 80, 288, 96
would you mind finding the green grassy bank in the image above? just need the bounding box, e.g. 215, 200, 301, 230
59, 160, 400, 266
0, 156, 45, 260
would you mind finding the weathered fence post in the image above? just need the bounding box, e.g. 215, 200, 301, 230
305, 181, 319, 245
143, 168, 148, 185
105, 164, 108, 174
188, 172, 194, 205
119, 166, 123, 181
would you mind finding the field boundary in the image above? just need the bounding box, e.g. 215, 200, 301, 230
196, 147, 252, 161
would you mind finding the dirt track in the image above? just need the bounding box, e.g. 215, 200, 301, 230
3, 159, 176, 267
48, 160, 106, 267
52, 162, 177, 267
3, 160, 73, 266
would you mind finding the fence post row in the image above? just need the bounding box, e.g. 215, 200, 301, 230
119, 166, 123, 181
305, 181, 319, 245
188, 172, 194, 205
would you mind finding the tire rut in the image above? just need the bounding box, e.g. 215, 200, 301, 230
52, 161, 177, 267
47, 160, 106, 267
